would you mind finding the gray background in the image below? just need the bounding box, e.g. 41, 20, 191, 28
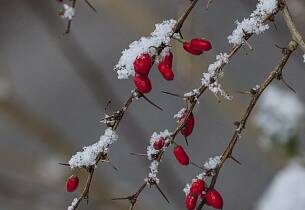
0, 0, 304, 210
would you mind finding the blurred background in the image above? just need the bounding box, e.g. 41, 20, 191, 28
0, 0, 305, 210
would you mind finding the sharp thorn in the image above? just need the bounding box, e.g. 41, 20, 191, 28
281, 77, 296, 94
155, 183, 170, 203
58, 163, 70, 166
84, 0, 97, 12
230, 155, 242, 165
190, 161, 205, 170
141, 94, 163, 111
130, 153, 147, 157
161, 91, 185, 98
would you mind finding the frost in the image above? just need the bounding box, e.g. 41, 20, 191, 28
204, 155, 221, 170
201, 53, 232, 100
303, 54, 305, 63
228, 0, 278, 45
254, 85, 304, 149
256, 161, 305, 210
174, 108, 186, 120
62, 4, 75, 20
145, 130, 171, 183
115, 19, 177, 79
68, 198, 78, 210
69, 128, 118, 168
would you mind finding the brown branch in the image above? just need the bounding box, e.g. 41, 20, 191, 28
281, 0, 305, 54
196, 40, 298, 210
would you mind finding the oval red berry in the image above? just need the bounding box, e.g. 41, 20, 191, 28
133, 74, 152, 93
133, 53, 153, 75
179, 112, 195, 137
206, 189, 224, 209
190, 179, 206, 195
173, 145, 189, 165
66, 175, 79, 192
183, 42, 203, 55
160, 52, 173, 68
158, 63, 174, 81
190, 38, 212, 51
186, 193, 198, 210
153, 138, 165, 150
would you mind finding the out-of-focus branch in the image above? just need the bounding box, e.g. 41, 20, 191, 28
196, 40, 298, 210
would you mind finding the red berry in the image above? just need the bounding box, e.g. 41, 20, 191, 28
133, 74, 152, 93
183, 42, 203, 55
153, 138, 165, 150
186, 193, 198, 210
158, 63, 174, 81
190, 38, 212, 51
66, 175, 79, 192
173, 145, 189, 165
161, 52, 173, 68
133, 53, 153, 75
179, 112, 195, 137
190, 180, 206, 195
206, 189, 224, 209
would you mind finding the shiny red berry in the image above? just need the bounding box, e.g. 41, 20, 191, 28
190, 180, 206, 195
206, 189, 223, 209
153, 138, 165, 150
158, 63, 174, 81
183, 42, 203, 55
66, 175, 79, 192
179, 112, 195, 137
161, 52, 173, 68
133, 53, 153, 75
133, 74, 152, 93
190, 38, 212, 51
186, 193, 198, 210
173, 145, 189, 165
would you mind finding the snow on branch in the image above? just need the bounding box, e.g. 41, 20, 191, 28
228, 0, 278, 45
114, 19, 177, 79
69, 128, 118, 169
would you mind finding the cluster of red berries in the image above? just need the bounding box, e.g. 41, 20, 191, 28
133, 51, 174, 93
183, 38, 212, 55
186, 179, 223, 210
66, 175, 79, 192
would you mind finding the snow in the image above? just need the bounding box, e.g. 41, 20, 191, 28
62, 4, 75, 20
254, 85, 304, 149
256, 161, 305, 210
68, 198, 78, 210
303, 54, 305, 63
173, 108, 186, 121
204, 155, 221, 170
69, 128, 118, 169
201, 53, 232, 100
228, 0, 278, 45
145, 130, 171, 184
115, 19, 177, 79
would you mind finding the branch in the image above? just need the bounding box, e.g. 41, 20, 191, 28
196, 40, 298, 210
281, 0, 305, 54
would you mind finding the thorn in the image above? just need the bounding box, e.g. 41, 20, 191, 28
101, 159, 119, 171
179, 30, 184, 39
280, 76, 296, 93
58, 163, 70, 166
112, 196, 131, 201
154, 183, 170, 203
105, 100, 112, 112
140, 94, 163, 111
242, 37, 253, 51
184, 136, 189, 146
161, 91, 185, 98
230, 155, 242, 165
274, 44, 286, 50
190, 161, 205, 170
84, 0, 97, 12
235, 90, 251, 95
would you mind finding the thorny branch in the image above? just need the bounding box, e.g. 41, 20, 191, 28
196, 39, 298, 209
114, 5, 284, 210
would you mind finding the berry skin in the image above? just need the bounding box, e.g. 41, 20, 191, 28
66, 175, 79, 192
153, 138, 165, 150
186, 193, 198, 210
133, 53, 153, 75
158, 63, 174, 81
173, 145, 189, 166
190, 38, 212, 51
179, 112, 195, 137
161, 52, 173, 68
190, 180, 206, 196
133, 74, 152, 93
183, 42, 203, 55
206, 189, 224, 209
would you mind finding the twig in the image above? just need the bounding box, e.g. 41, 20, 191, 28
196, 40, 298, 210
